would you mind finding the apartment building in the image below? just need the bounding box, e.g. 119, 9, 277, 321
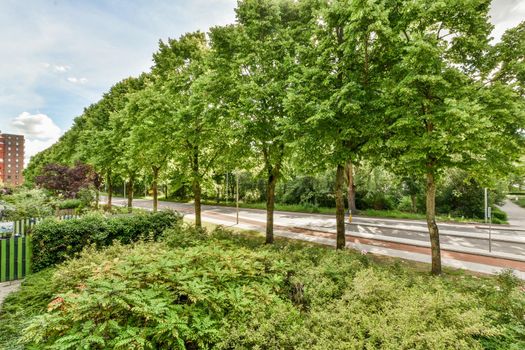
0, 132, 24, 186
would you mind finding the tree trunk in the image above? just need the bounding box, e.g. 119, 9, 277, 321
266, 170, 279, 244
95, 190, 99, 210
152, 167, 159, 213
192, 146, 202, 228
127, 177, 134, 213
335, 164, 346, 249
411, 194, 417, 213
345, 160, 357, 212
426, 172, 441, 275
107, 173, 113, 211
193, 179, 202, 228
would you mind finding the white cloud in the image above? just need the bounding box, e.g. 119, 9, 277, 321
9, 112, 63, 164
10, 112, 62, 141
67, 76, 87, 84
54, 64, 71, 73
42, 63, 71, 73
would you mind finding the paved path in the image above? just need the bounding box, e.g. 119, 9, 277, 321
500, 199, 525, 227
0, 281, 21, 309
106, 197, 525, 278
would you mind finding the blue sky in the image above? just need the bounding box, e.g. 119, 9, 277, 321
0, 0, 523, 162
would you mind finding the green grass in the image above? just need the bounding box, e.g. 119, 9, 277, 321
199, 200, 337, 214
105, 195, 508, 224
512, 196, 525, 209
358, 209, 506, 224
198, 200, 504, 224
1, 223, 524, 349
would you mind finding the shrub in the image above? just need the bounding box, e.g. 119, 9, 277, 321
397, 195, 415, 212
1, 188, 54, 220
3, 226, 524, 349
2, 227, 523, 349
55, 198, 83, 210
492, 208, 508, 222
0, 269, 55, 350
18, 240, 299, 349
31, 210, 181, 271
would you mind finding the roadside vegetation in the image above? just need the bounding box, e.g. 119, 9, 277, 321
1, 1, 524, 348
22, 0, 525, 274
510, 195, 525, 209
1, 221, 524, 349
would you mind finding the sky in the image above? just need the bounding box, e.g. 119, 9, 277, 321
0, 0, 523, 164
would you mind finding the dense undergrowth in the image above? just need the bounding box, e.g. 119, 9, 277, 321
1, 223, 524, 349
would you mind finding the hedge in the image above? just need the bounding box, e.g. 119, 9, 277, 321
31, 210, 181, 271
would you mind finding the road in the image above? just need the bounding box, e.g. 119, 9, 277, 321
108, 197, 525, 258
500, 199, 525, 227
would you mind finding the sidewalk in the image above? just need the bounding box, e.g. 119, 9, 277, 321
182, 208, 525, 279
107, 199, 525, 279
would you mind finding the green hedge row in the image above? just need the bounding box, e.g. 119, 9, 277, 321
31, 211, 181, 271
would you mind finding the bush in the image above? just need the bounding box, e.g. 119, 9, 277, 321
491, 207, 508, 224
0, 188, 54, 220
396, 195, 415, 212
2, 227, 524, 349
55, 198, 83, 210
16, 240, 300, 349
31, 210, 181, 271
436, 170, 506, 219
0, 269, 55, 350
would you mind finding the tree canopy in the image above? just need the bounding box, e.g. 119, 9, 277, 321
26, 0, 525, 274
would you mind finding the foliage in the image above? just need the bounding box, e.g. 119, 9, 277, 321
435, 170, 507, 220
55, 198, 83, 210
0, 188, 54, 220
513, 197, 525, 209
1, 226, 524, 349
0, 269, 55, 350
31, 210, 181, 271
35, 162, 97, 199
22, 0, 525, 273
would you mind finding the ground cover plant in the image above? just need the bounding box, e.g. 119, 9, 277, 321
1, 223, 524, 349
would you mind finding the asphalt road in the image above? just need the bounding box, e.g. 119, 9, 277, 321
500, 199, 525, 227
107, 197, 525, 257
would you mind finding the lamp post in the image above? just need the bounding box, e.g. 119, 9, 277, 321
488, 206, 492, 252
236, 171, 240, 225
484, 188, 488, 223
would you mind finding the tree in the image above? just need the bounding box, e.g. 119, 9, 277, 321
78, 78, 142, 210
288, 0, 392, 248
120, 84, 176, 213
211, 0, 310, 243
36, 162, 96, 198
152, 32, 232, 226
381, 0, 524, 274
109, 76, 147, 212
489, 21, 525, 97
